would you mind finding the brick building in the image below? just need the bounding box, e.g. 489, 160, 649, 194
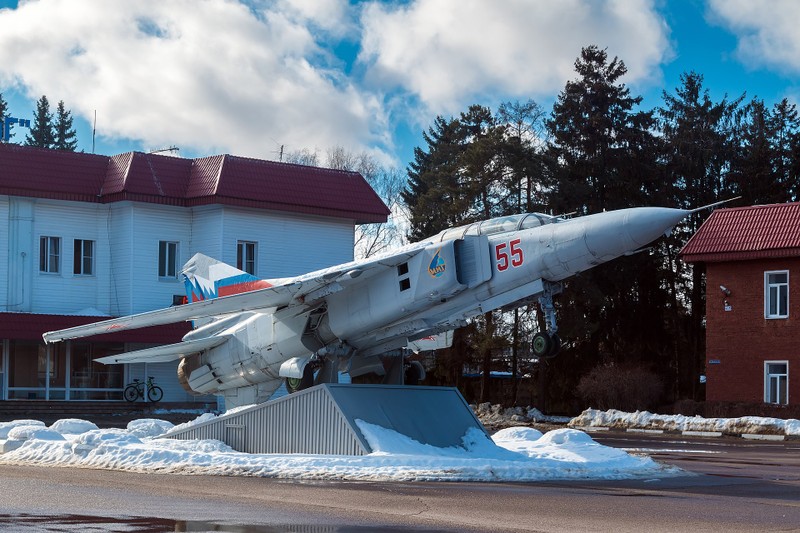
680, 203, 800, 406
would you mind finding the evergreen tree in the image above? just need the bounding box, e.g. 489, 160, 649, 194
53, 100, 78, 151
768, 99, 800, 202
402, 115, 468, 240
403, 106, 539, 403
547, 45, 657, 214
0, 92, 8, 142
657, 72, 743, 399
25, 95, 55, 148
544, 46, 667, 409
730, 99, 781, 205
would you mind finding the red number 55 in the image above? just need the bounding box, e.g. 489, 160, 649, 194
495, 238, 524, 272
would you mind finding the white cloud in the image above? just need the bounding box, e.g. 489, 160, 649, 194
707, 0, 800, 74
358, 0, 671, 114
0, 0, 388, 160
276, 0, 354, 38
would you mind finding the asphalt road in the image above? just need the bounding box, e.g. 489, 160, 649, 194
1, 432, 799, 532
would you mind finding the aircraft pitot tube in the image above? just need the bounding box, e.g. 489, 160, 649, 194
43, 204, 712, 408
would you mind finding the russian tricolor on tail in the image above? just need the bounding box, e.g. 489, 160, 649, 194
181, 253, 272, 303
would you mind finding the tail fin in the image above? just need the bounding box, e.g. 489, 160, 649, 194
181, 253, 272, 303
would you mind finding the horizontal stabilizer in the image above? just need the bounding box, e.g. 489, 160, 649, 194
95, 335, 230, 365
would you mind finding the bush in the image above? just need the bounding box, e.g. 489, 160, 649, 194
576, 362, 663, 411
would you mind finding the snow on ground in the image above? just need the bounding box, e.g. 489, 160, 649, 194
0, 415, 676, 482
569, 408, 800, 436
472, 403, 572, 429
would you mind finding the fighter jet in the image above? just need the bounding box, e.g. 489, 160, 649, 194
43, 204, 706, 408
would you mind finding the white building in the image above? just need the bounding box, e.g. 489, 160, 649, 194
0, 144, 388, 403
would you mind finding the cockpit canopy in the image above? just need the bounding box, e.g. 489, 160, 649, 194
433, 213, 561, 242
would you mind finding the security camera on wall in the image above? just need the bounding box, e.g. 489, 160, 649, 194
719, 285, 731, 296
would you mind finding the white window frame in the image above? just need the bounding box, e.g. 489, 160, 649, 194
765, 270, 789, 319
237, 240, 257, 276
158, 241, 179, 279
73, 239, 95, 276
39, 236, 61, 274
764, 360, 789, 405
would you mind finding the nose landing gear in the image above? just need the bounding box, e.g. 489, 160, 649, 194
533, 281, 562, 359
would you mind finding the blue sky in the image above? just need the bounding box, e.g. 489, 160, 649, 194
0, 0, 798, 170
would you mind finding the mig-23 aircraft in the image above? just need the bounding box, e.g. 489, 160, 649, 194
43, 204, 708, 408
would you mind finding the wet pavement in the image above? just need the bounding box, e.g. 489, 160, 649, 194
0, 515, 452, 532
2, 433, 799, 532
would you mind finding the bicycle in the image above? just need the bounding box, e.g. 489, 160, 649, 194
123, 376, 164, 402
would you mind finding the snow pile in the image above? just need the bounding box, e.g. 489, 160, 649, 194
471, 403, 571, 429
0, 415, 675, 482
570, 408, 800, 436
0, 420, 45, 439
7, 426, 65, 442
127, 419, 175, 438
165, 404, 254, 435
49, 419, 99, 435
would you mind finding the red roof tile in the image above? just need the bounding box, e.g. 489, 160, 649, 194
0, 143, 109, 202
0, 144, 389, 223
680, 203, 800, 262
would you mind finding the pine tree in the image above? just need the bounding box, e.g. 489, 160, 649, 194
658, 72, 743, 399
0, 92, 8, 142
730, 99, 780, 205
53, 100, 78, 151
544, 46, 668, 408
402, 115, 467, 240
25, 95, 55, 148
547, 45, 656, 214
768, 99, 800, 202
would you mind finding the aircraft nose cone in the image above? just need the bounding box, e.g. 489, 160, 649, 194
581, 207, 691, 262
623, 207, 691, 247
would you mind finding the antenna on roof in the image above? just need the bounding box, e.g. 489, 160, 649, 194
92, 110, 96, 154
270, 138, 285, 162
149, 146, 180, 155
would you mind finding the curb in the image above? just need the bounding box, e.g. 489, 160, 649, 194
682, 430, 723, 437
574, 426, 795, 441
741, 433, 785, 441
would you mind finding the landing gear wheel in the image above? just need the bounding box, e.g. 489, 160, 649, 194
545, 333, 561, 359
286, 364, 314, 394
532, 332, 553, 358
404, 360, 426, 385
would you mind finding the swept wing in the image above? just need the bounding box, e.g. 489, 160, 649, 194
95, 335, 231, 364
43, 242, 428, 344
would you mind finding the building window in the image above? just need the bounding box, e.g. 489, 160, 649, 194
764, 361, 788, 405
39, 236, 61, 273
765, 271, 789, 318
73, 239, 94, 275
159, 241, 179, 278
237, 241, 257, 275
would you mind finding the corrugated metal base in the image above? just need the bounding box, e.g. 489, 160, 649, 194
161, 384, 487, 455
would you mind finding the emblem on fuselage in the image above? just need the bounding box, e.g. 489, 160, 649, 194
428, 248, 446, 278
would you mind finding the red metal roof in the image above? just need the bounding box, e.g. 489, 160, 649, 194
0, 143, 109, 202
0, 144, 389, 223
680, 203, 800, 263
